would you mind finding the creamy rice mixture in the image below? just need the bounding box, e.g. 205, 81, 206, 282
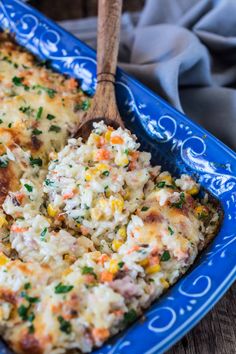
0, 34, 220, 354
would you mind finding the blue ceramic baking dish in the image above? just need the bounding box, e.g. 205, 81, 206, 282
0, 1, 236, 353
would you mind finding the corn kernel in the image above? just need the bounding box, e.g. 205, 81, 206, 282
85, 172, 92, 182
194, 205, 208, 219
0, 216, 8, 228
139, 258, 149, 267
96, 163, 108, 171
118, 227, 126, 240
188, 186, 199, 195
105, 130, 111, 142
47, 204, 57, 217
99, 198, 108, 209
77, 223, 81, 228
109, 259, 119, 274
146, 264, 161, 275
0, 253, 9, 266
91, 208, 103, 221
160, 277, 169, 289
123, 189, 130, 200
115, 154, 129, 167
111, 198, 124, 213
160, 175, 172, 184
112, 239, 123, 252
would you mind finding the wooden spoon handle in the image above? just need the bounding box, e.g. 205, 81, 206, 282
97, 0, 122, 82
87, 0, 123, 127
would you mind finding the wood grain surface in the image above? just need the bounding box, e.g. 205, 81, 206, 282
28, 1, 236, 353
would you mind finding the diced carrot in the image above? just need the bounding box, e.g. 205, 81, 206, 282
97, 136, 105, 147
81, 225, 89, 236
127, 245, 140, 254
63, 191, 74, 200
11, 225, 28, 233
100, 271, 113, 283
113, 309, 123, 317
95, 149, 110, 161
67, 77, 78, 90
110, 136, 124, 145
99, 254, 110, 265
130, 151, 140, 160
16, 193, 25, 204
92, 328, 109, 342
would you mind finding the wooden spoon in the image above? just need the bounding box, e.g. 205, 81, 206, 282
75, 0, 124, 140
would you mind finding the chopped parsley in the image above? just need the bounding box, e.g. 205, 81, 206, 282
81, 266, 97, 279
0, 154, 8, 168
40, 227, 47, 242
160, 250, 171, 262
19, 105, 34, 117
24, 184, 33, 192
24, 282, 31, 290
28, 324, 35, 334
141, 206, 149, 212
118, 261, 125, 269
44, 179, 54, 186
55, 283, 74, 294
8, 123, 12, 128
18, 304, 28, 320
36, 106, 43, 120
49, 125, 61, 133
32, 84, 57, 98
58, 316, 72, 334
32, 128, 42, 135
172, 192, 185, 209
12, 76, 29, 90
46, 113, 55, 120
0, 119, 3, 124
156, 181, 166, 188
168, 226, 174, 235
29, 156, 43, 167
123, 309, 137, 325
74, 99, 90, 111
102, 170, 110, 176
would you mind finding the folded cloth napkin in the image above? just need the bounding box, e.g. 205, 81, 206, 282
60, 0, 236, 151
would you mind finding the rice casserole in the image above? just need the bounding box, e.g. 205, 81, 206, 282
0, 33, 220, 354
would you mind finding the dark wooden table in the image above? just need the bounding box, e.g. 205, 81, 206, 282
29, 1, 236, 353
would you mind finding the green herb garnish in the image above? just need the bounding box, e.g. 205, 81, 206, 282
40, 227, 47, 242
12, 76, 29, 90
172, 192, 185, 209
168, 226, 174, 235
18, 305, 28, 320
55, 283, 74, 294
81, 266, 97, 279
58, 316, 72, 334
160, 250, 171, 262
156, 181, 166, 188
44, 179, 54, 186
36, 106, 43, 120
32, 128, 42, 135
0, 155, 8, 168
29, 156, 43, 167
24, 184, 33, 192
49, 125, 61, 133
46, 114, 55, 120
118, 261, 124, 269
24, 282, 31, 290
102, 170, 110, 176
19, 105, 34, 117
75, 99, 90, 111
141, 206, 149, 212
123, 309, 137, 325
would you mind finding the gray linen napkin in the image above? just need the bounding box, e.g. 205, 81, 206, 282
60, 0, 236, 150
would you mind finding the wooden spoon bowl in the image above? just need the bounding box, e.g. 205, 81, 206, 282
75, 0, 124, 140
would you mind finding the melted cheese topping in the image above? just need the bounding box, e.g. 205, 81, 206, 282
0, 34, 220, 354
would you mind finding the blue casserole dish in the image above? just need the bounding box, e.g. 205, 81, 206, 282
0, 1, 236, 353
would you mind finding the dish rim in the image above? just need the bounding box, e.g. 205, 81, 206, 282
0, 1, 236, 354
